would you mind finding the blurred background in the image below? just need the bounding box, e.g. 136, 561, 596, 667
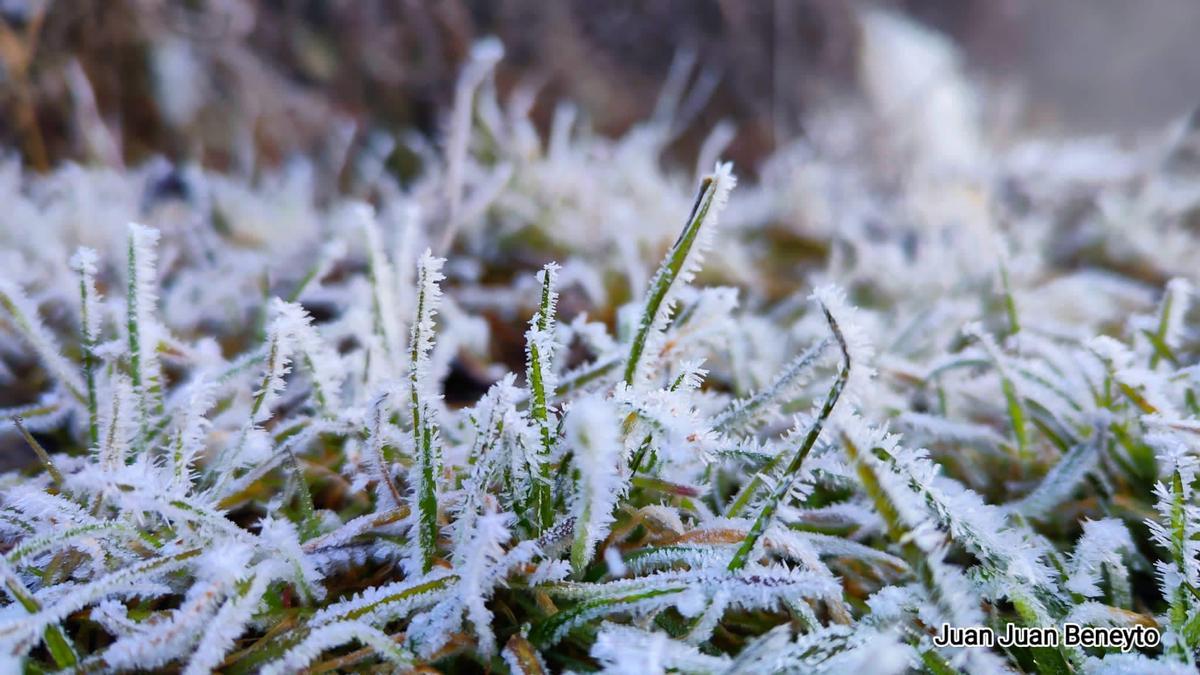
2, 0, 1199, 176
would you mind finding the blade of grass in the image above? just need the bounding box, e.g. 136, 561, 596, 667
623, 165, 733, 386
12, 416, 65, 487
727, 303, 850, 572
0, 557, 77, 669
527, 263, 560, 531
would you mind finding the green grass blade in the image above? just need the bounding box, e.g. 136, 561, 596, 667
728, 304, 850, 572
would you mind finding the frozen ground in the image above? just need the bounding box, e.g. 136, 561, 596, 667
0, 8, 1198, 674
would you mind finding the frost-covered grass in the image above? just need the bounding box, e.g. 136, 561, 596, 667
2, 18, 1200, 675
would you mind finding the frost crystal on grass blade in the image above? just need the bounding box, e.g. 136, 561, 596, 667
568, 394, 624, 572
1067, 519, 1133, 600
71, 247, 103, 445
526, 262, 561, 530
408, 249, 446, 574
126, 223, 163, 439
0, 279, 86, 403
624, 162, 736, 387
